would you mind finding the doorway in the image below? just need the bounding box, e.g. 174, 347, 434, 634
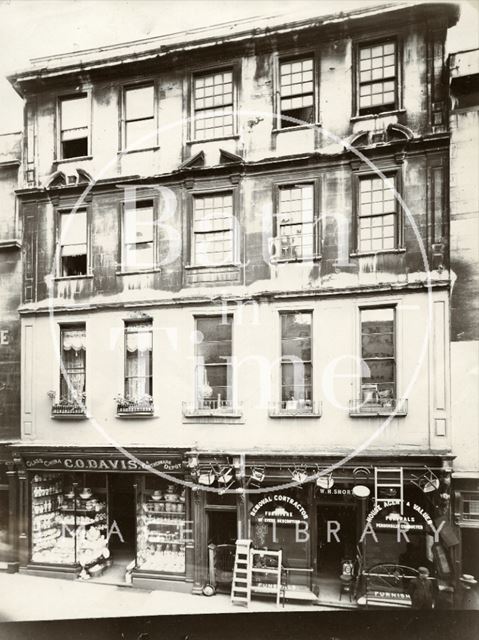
105, 474, 136, 580
206, 508, 237, 592
317, 503, 357, 577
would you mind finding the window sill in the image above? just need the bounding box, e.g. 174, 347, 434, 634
51, 410, 88, 420
0, 239, 21, 250
53, 155, 93, 165
116, 412, 156, 419
269, 411, 321, 419
349, 409, 408, 417
118, 146, 160, 155
182, 414, 244, 425
186, 135, 240, 145
271, 255, 321, 264
351, 248, 406, 258
184, 263, 240, 270
272, 123, 321, 134
54, 274, 93, 281
350, 109, 405, 122
349, 399, 408, 417
116, 268, 161, 276
269, 401, 321, 418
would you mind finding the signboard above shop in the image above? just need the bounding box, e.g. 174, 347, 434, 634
16, 451, 184, 473
250, 493, 309, 524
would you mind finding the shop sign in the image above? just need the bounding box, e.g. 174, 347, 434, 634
366, 501, 431, 532
318, 487, 352, 496
371, 591, 411, 602
250, 494, 309, 524
23, 455, 183, 473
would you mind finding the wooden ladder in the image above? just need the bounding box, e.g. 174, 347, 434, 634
231, 539, 252, 607
374, 467, 404, 513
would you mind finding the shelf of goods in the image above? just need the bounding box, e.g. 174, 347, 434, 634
31, 478, 107, 567
137, 497, 186, 573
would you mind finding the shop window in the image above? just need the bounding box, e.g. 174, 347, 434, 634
192, 192, 234, 266
59, 94, 89, 159
122, 199, 155, 271
357, 41, 397, 116
461, 492, 479, 523
279, 57, 314, 128
58, 209, 88, 277
60, 326, 86, 404
276, 184, 315, 261
193, 69, 234, 140
360, 307, 396, 405
358, 175, 397, 252
195, 315, 233, 411
123, 84, 155, 150
136, 476, 186, 573
30, 472, 107, 567
120, 321, 153, 413
280, 312, 312, 410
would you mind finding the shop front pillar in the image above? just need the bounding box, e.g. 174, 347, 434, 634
191, 488, 206, 595
6, 463, 19, 570
185, 486, 194, 586
17, 471, 29, 566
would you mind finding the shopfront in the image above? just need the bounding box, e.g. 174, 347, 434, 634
12, 447, 193, 591
454, 478, 479, 579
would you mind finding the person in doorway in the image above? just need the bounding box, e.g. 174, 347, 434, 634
409, 566, 434, 609
454, 574, 479, 609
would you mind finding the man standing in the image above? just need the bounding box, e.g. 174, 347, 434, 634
409, 566, 434, 609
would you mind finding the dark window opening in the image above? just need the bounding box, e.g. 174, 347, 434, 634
61, 137, 88, 159
61, 254, 87, 277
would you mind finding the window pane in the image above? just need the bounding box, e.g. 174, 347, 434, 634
281, 338, 311, 361
61, 95, 88, 131
193, 193, 234, 264
125, 85, 154, 121
124, 242, 154, 269
60, 211, 87, 246
362, 359, 395, 384
278, 186, 314, 259
126, 119, 155, 150
60, 327, 86, 401
281, 362, 312, 402
281, 312, 312, 340
281, 312, 312, 402
124, 204, 154, 244
358, 41, 396, 113
196, 316, 232, 343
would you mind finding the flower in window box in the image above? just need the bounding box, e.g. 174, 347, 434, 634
47, 390, 56, 400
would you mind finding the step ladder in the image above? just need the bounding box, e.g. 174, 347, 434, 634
374, 467, 404, 513
250, 548, 282, 607
231, 539, 252, 607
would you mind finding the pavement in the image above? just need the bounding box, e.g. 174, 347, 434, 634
0, 572, 339, 622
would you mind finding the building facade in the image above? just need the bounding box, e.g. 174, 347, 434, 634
449, 47, 479, 581
0, 130, 22, 571
4, 1, 465, 605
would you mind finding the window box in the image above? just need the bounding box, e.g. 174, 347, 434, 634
51, 400, 87, 419
269, 401, 321, 418
349, 398, 407, 417
116, 399, 154, 418
182, 400, 242, 418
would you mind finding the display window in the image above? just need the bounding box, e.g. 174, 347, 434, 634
249, 487, 311, 585
30, 472, 108, 569
136, 476, 186, 574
